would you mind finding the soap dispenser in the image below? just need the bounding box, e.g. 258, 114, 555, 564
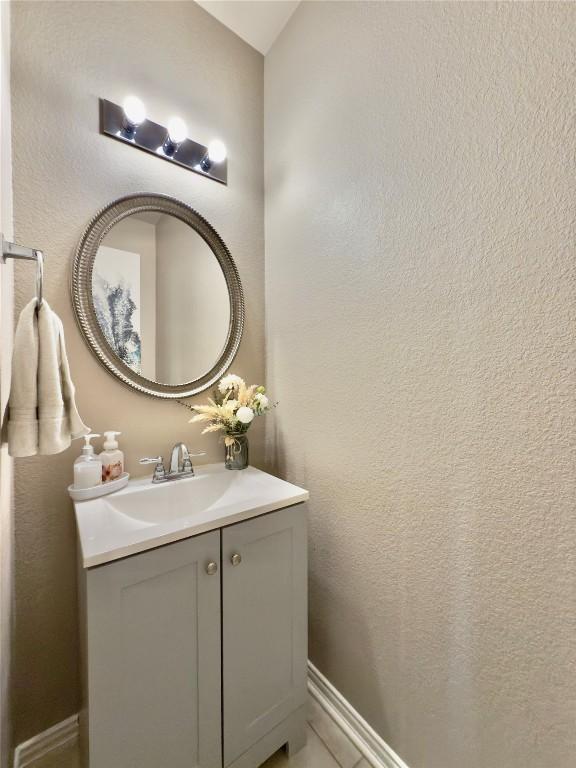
74, 434, 103, 490
100, 431, 124, 482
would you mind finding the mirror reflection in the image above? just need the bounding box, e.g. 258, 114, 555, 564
92, 212, 231, 384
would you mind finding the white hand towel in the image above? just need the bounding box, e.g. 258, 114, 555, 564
7, 298, 89, 457
6, 299, 38, 456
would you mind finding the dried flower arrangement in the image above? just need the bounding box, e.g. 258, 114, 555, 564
183, 374, 274, 450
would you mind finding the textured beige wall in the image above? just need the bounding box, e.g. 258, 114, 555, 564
265, 3, 576, 768
0, 2, 14, 763
11, 0, 264, 744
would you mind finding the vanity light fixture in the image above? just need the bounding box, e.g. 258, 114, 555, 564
201, 139, 227, 171
100, 97, 228, 184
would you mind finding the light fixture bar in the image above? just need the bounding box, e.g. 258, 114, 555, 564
99, 98, 227, 185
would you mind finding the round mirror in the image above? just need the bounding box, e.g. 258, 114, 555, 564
72, 194, 244, 398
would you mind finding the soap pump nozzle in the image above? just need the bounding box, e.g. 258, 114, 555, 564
81, 433, 100, 455
103, 431, 121, 450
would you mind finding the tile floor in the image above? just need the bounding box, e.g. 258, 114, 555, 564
31, 703, 369, 768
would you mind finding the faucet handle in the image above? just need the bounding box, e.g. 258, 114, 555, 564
139, 456, 163, 464
180, 447, 206, 475
139, 456, 166, 483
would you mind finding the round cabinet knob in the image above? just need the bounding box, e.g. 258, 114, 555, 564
230, 553, 242, 567
206, 561, 218, 576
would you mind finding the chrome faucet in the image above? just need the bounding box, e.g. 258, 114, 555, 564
140, 443, 206, 484
170, 442, 193, 476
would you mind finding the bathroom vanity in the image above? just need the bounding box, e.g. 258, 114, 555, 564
74, 465, 309, 768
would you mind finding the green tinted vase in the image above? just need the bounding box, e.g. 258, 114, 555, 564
224, 433, 249, 470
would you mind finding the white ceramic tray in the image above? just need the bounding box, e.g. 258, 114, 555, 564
68, 472, 130, 502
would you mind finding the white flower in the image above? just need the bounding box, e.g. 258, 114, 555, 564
219, 374, 245, 394
236, 406, 254, 424
254, 393, 269, 409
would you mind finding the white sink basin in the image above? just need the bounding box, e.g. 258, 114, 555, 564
74, 464, 308, 568
106, 468, 236, 524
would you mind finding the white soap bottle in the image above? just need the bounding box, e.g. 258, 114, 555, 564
100, 431, 124, 483
73, 434, 103, 490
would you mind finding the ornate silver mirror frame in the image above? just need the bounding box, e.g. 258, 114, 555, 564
71, 193, 244, 399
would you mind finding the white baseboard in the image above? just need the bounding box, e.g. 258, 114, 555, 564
14, 665, 408, 768
308, 661, 410, 768
13, 714, 79, 768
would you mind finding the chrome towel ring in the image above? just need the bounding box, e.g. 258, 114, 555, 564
1, 233, 45, 308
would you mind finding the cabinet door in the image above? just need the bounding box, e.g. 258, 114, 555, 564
86, 533, 221, 768
222, 505, 308, 766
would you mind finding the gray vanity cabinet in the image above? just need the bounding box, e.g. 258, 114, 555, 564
82, 505, 307, 768
84, 532, 222, 768
223, 506, 308, 767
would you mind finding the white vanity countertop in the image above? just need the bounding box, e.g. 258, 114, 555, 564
74, 464, 309, 568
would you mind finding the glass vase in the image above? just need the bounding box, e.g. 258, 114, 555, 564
224, 433, 249, 470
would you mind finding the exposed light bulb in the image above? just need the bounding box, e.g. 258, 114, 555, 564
162, 117, 188, 157
208, 139, 227, 164
201, 139, 227, 171
122, 95, 146, 127
167, 117, 188, 145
